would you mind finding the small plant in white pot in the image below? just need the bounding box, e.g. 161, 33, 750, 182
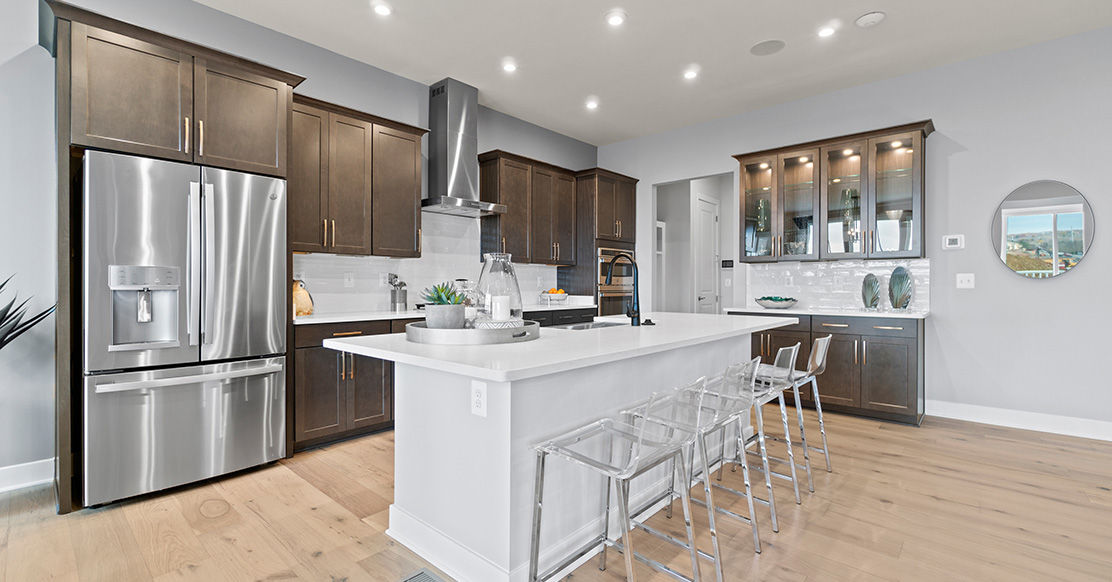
422, 282, 466, 329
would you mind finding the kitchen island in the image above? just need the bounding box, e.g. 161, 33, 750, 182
324, 312, 796, 582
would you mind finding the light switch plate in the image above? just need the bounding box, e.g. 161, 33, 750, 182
942, 234, 965, 250
470, 380, 487, 417
956, 273, 975, 289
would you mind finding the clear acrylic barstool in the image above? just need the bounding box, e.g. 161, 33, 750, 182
782, 335, 833, 473
625, 358, 764, 582
528, 380, 708, 582
742, 343, 807, 509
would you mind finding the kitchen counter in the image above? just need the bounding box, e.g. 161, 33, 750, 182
294, 300, 597, 325
323, 312, 795, 582
724, 306, 929, 320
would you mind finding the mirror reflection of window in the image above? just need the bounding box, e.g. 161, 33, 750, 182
991, 180, 1093, 279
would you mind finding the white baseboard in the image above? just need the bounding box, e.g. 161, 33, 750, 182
926, 399, 1112, 442
0, 458, 53, 494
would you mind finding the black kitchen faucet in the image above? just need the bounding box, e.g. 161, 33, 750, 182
605, 252, 655, 327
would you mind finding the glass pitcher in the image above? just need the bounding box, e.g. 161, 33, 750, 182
474, 253, 524, 328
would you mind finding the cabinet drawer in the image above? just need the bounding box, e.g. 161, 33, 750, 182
552, 308, 597, 326
390, 318, 424, 334
811, 316, 917, 338
523, 312, 553, 327
295, 320, 391, 348
728, 311, 810, 333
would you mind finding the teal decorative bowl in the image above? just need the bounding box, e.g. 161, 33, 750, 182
755, 296, 797, 309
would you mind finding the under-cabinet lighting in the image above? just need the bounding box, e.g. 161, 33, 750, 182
890, 140, 903, 148
759, 162, 769, 169
799, 156, 809, 163
843, 148, 854, 156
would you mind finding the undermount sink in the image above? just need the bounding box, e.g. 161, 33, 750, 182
551, 321, 626, 331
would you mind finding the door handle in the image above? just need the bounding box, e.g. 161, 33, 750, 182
323, 219, 328, 247
349, 353, 355, 380
822, 323, 849, 328
202, 183, 216, 345
331, 219, 336, 248
187, 182, 201, 346
198, 120, 205, 157
331, 331, 362, 337
556, 242, 560, 260
184, 117, 190, 154
95, 362, 283, 394
862, 340, 867, 365
873, 325, 904, 331
552, 242, 556, 260
339, 351, 346, 381
854, 340, 859, 364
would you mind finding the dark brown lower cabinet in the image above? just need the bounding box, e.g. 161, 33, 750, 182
522, 307, 597, 327
293, 321, 395, 449
734, 311, 924, 424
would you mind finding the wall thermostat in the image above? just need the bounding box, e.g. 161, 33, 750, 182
942, 234, 965, 250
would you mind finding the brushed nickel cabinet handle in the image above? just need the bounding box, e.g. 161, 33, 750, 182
556, 242, 560, 260
863, 340, 867, 365
184, 117, 190, 153
339, 352, 345, 381
323, 219, 328, 247
331, 219, 336, 247
418, 228, 422, 254
348, 353, 355, 380
198, 120, 204, 157
332, 331, 362, 337
854, 340, 859, 364
501, 236, 506, 253
822, 323, 849, 328
873, 325, 903, 331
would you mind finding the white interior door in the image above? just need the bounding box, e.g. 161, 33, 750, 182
694, 197, 720, 314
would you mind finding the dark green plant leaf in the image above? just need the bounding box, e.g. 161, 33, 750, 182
0, 305, 55, 350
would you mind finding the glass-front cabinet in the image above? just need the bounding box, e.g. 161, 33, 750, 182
741, 156, 777, 261
738, 121, 931, 263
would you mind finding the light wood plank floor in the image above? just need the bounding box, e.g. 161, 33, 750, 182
2, 407, 1110, 581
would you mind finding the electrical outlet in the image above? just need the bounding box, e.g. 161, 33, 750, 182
723, 278, 732, 288
470, 380, 487, 417
343, 272, 355, 288
956, 273, 975, 289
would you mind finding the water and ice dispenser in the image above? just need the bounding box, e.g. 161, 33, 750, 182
107, 265, 181, 351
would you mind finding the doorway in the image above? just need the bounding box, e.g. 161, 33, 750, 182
694, 196, 720, 313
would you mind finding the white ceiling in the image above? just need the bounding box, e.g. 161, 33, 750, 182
196, 0, 1112, 146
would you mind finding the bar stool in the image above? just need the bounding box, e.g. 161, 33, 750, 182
789, 335, 833, 473
626, 358, 764, 582
528, 380, 708, 582
741, 343, 807, 509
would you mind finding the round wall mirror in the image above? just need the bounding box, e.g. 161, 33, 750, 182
991, 180, 1094, 278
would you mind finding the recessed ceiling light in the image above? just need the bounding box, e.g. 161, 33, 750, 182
799, 156, 809, 163
817, 26, 835, 38
759, 162, 769, 169
372, 2, 391, 16
890, 140, 903, 148
855, 11, 886, 28
502, 58, 517, 73
683, 65, 700, 80
842, 148, 854, 156
585, 96, 599, 110
750, 40, 786, 57
605, 8, 627, 27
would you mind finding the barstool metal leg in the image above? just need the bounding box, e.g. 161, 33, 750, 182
778, 394, 802, 504
792, 383, 815, 493
812, 377, 832, 472
737, 432, 761, 554
752, 405, 778, 532
716, 425, 727, 481
529, 451, 547, 582
665, 458, 675, 519
695, 435, 725, 582
615, 478, 637, 582
676, 448, 702, 582
599, 475, 611, 571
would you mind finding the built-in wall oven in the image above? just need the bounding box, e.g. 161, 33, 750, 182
598, 247, 635, 316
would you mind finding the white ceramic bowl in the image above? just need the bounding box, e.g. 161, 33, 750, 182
755, 298, 797, 309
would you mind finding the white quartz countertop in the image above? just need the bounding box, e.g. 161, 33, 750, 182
724, 306, 929, 320
323, 312, 796, 382
295, 301, 597, 325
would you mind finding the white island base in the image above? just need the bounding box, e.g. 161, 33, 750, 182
324, 313, 795, 582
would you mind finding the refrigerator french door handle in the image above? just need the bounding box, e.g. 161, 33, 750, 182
202, 183, 216, 345
94, 363, 284, 394
188, 182, 201, 346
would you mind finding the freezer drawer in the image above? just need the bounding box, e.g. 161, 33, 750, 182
83, 357, 286, 506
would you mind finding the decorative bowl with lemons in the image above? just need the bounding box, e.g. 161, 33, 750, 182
540, 288, 569, 304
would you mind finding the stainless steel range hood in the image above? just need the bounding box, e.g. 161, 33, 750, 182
423, 78, 505, 217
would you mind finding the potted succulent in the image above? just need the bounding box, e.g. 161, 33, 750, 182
1, 275, 56, 351
422, 281, 466, 329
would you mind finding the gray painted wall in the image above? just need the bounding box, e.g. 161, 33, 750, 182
599, 26, 1112, 425
654, 181, 691, 312
0, 0, 596, 472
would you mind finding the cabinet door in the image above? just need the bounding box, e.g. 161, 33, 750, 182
530, 166, 556, 263
553, 171, 577, 265
70, 23, 193, 162
193, 57, 289, 176
294, 347, 347, 442
615, 179, 637, 243
596, 176, 619, 241
349, 355, 393, 429
860, 335, 917, 415
819, 141, 868, 260
372, 124, 422, 257
867, 131, 923, 258
814, 334, 860, 407
777, 149, 820, 261
499, 158, 532, 262
289, 102, 329, 252
739, 156, 778, 262
328, 113, 373, 255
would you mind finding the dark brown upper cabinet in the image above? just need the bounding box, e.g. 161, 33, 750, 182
576, 168, 639, 244
480, 151, 579, 266
735, 120, 933, 263
61, 11, 302, 177
289, 95, 426, 257
193, 57, 289, 177
372, 124, 422, 258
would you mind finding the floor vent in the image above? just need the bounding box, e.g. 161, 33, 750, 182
402, 568, 446, 582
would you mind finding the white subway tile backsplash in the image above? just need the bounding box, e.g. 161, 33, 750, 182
293, 213, 557, 314
746, 259, 930, 312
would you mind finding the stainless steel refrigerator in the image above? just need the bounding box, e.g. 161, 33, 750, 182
82, 150, 286, 506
